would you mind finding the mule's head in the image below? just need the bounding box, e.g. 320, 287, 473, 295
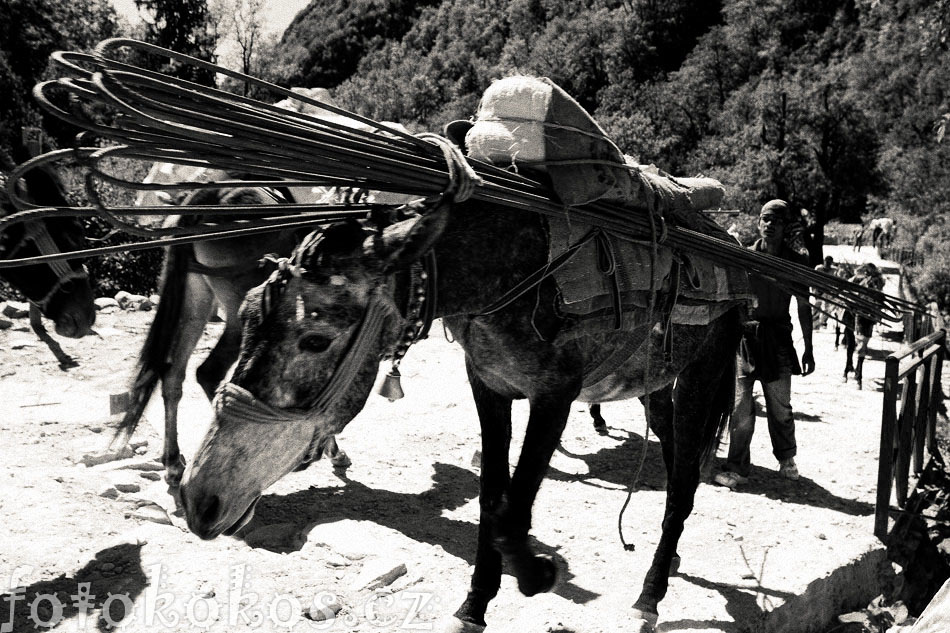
180, 210, 448, 540
0, 169, 95, 338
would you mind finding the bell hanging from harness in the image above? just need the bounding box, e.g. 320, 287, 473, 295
379, 365, 406, 401
376, 261, 430, 402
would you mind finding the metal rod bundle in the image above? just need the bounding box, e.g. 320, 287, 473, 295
4, 38, 920, 321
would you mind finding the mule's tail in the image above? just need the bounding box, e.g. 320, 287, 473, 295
115, 243, 192, 438
700, 337, 738, 468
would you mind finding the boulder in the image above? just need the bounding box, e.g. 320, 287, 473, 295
2, 301, 29, 318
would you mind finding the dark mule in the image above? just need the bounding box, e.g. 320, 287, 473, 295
0, 157, 95, 338
119, 179, 349, 487
175, 199, 742, 632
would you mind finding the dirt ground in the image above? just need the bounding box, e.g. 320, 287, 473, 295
0, 245, 940, 633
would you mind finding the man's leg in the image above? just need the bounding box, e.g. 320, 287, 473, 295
717, 372, 756, 487
761, 374, 798, 477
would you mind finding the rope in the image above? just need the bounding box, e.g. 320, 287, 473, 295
414, 133, 483, 202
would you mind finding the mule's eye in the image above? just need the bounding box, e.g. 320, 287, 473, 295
298, 333, 332, 353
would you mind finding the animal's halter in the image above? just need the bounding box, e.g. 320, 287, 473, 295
3, 218, 88, 312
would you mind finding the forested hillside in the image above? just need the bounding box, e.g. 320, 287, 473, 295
274, 0, 949, 230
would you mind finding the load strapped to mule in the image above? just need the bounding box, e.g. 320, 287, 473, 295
0, 38, 911, 329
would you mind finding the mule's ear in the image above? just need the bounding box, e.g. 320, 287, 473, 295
375, 207, 449, 272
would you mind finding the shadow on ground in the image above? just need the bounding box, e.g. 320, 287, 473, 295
0, 542, 147, 633
238, 462, 600, 606
547, 430, 873, 517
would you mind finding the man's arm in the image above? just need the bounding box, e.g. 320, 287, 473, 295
797, 295, 815, 375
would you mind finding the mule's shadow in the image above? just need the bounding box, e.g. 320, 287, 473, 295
0, 542, 147, 633
658, 571, 796, 632
240, 461, 600, 605
549, 427, 873, 517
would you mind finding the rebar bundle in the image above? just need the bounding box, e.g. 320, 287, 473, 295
0, 38, 919, 321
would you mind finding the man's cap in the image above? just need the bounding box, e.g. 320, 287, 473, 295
760, 199, 790, 218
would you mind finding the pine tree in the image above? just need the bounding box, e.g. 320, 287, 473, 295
134, 0, 217, 85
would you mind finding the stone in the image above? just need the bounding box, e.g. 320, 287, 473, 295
94, 297, 119, 311
0, 317, 11, 330
115, 291, 153, 311
80, 445, 134, 467
128, 503, 172, 526
139, 472, 161, 481
306, 597, 343, 622
350, 560, 407, 592
1, 301, 29, 319
115, 482, 141, 494
121, 460, 164, 472
99, 485, 120, 499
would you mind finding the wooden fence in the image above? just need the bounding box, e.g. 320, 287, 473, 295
875, 328, 946, 540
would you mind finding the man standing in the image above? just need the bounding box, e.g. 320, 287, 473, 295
715, 199, 816, 489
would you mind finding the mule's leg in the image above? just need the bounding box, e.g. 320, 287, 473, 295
161, 273, 215, 487
452, 360, 512, 631
195, 295, 243, 399
323, 436, 351, 469
640, 386, 681, 573
633, 330, 737, 628
590, 403, 608, 434
491, 391, 574, 597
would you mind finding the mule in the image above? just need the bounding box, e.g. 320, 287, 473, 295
0, 158, 95, 338
120, 175, 351, 487
175, 197, 743, 632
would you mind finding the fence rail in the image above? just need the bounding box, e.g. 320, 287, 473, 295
875, 328, 946, 540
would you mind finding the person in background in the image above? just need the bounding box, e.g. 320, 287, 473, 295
842, 263, 885, 390
812, 255, 836, 330
715, 199, 815, 489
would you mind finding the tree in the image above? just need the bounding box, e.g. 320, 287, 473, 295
0, 0, 119, 158
133, 0, 217, 85
209, 0, 285, 96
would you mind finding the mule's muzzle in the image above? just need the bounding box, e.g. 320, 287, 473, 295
54, 307, 95, 338
180, 481, 260, 540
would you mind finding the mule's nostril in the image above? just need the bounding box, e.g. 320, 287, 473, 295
195, 494, 222, 526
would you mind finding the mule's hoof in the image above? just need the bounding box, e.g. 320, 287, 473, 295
516, 554, 559, 597
629, 608, 659, 633
438, 616, 486, 633
330, 451, 352, 469
164, 456, 186, 488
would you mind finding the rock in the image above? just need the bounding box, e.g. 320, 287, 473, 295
149, 294, 160, 305
350, 560, 407, 592
139, 472, 162, 481
80, 445, 134, 467
121, 460, 164, 472
99, 485, 120, 499
115, 482, 141, 494
306, 597, 343, 622
127, 503, 172, 526
0, 317, 11, 330
115, 291, 153, 311
94, 297, 119, 311
129, 439, 148, 451
1, 301, 29, 319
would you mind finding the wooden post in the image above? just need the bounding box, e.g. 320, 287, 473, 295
914, 361, 931, 476
876, 355, 900, 540
929, 338, 945, 454
896, 374, 917, 508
